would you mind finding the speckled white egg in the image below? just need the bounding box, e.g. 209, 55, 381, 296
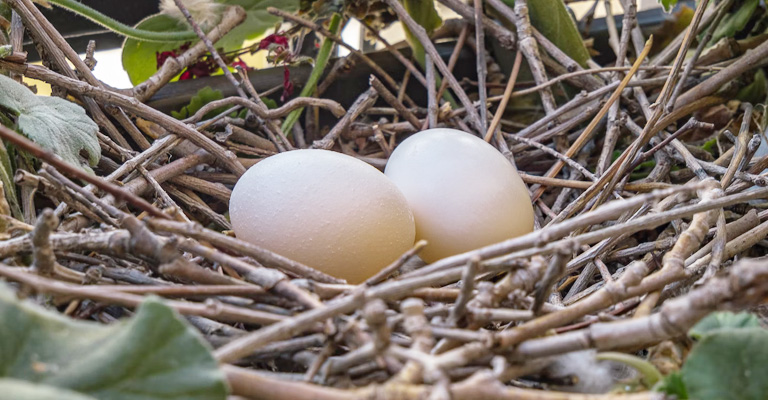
229, 149, 415, 283
384, 128, 534, 263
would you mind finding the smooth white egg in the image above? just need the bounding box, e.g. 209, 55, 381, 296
384, 128, 534, 263
229, 149, 415, 283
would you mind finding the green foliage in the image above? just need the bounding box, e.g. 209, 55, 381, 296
217, 0, 298, 49
527, 0, 589, 68
655, 371, 688, 399
736, 69, 767, 104
121, 14, 190, 86
122, 0, 298, 85
171, 87, 226, 119
500, 0, 590, 68
710, 0, 759, 44
0, 74, 100, 173
0, 379, 99, 400
0, 284, 228, 400
700, 137, 719, 155
659, 0, 678, 13
689, 311, 762, 339
403, 0, 442, 34
262, 96, 278, 109
654, 312, 768, 400
682, 328, 768, 400
282, 12, 342, 133
400, 0, 442, 68
595, 352, 661, 387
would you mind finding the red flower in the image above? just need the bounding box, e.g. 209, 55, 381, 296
231, 58, 249, 70
155, 42, 192, 69
179, 57, 217, 80
156, 50, 176, 69
259, 33, 289, 50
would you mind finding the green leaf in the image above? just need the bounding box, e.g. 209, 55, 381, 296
527, 0, 589, 68
682, 328, 768, 400
403, 0, 442, 34
121, 14, 191, 86
0, 379, 99, 400
0, 284, 228, 400
659, 0, 678, 13
401, 0, 442, 67
261, 96, 278, 109
0, 74, 100, 172
121, 0, 298, 85
710, 0, 758, 44
500, 0, 589, 68
654, 371, 688, 399
217, 0, 299, 50
0, 45, 12, 59
595, 352, 662, 387
171, 87, 225, 119
736, 69, 767, 104
689, 311, 762, 339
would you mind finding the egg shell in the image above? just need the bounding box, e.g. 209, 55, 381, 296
384, 128, 534, 263
229, 149, 415, 283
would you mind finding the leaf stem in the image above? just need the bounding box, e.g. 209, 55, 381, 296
595, 352, 662, 387
46, 0, 199, 42
281, 12, 342, 135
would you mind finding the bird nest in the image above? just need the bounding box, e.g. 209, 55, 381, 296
0, 0, 767, 399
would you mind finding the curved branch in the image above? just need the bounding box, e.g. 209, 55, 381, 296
184, 96, 346, 124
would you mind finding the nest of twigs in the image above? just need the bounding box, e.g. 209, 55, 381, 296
1, 0, 768, 398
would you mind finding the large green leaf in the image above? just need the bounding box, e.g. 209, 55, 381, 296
681, 328, 768, 400
0, 284, 228, 400
122, 0, 298, 86
121, 14, 190, 86
500, 0, 589, 68
689, 311, 762, 339
216, 0, 299, 50
0, 74, 100, 173
0, 379, 99, 400
710, 0, 759, 44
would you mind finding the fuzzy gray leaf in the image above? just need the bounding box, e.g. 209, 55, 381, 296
0, 74, 100, 172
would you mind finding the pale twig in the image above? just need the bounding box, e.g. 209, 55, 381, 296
133, 6, 246, 101
721, 104, 753, 188
436, 25, 469, 104
487, 0, 557, 116
0, 123, 168, 219
183, 95, 346, 123
0, 61, 246, 176
370, 76, 422, 130
31, 209, 58, 276
473, 0, 488, 130
484, 51, 522, 143
530, 38, 652, 202
383, 0, 483, 133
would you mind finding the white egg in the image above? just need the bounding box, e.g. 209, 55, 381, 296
229, 149, 415, 283
384, 128, 534, 263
